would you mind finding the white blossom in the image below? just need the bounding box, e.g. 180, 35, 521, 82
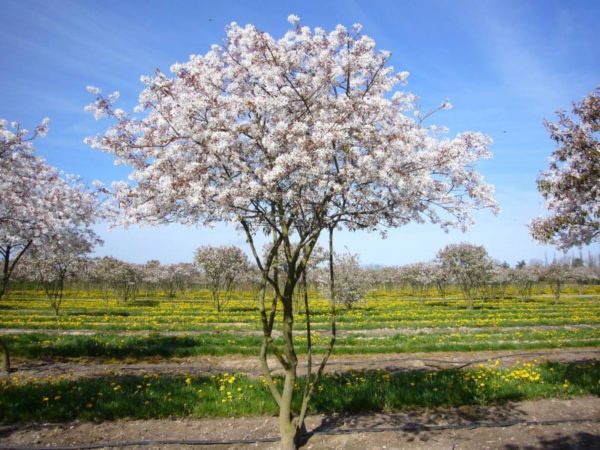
530, 86, 600, 249
0, 118, 100, 298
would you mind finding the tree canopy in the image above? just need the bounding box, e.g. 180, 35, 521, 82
530, 86, 600, 249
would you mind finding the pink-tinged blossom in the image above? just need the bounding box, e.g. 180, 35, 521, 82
530, 86, 600, 250
0, 118, 100, 298
86, 19, 497, 235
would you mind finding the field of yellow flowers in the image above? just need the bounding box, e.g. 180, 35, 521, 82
1, 288, 599, 332
1, 288, 598, 424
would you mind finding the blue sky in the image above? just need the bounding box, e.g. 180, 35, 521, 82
1, 0, 599, 266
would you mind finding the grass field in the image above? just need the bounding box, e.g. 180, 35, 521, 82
1, 287, 599, 424
1, 361, 598, 424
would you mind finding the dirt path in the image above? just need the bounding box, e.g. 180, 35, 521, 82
5, 347, 599, 381
1, 397, 598, 449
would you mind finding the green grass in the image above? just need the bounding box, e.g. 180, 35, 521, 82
3, 327, 599, 359
1, 361, 598, 424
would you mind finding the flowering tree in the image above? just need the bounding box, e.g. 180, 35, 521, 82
541, 261, 572, 304
140, 259, 163, 296
86, 16, 496, 448
484, 262, 512, 300
194, 245, 249, 312
512, 263, 542, 300
162, 263, 200, 298
530, 87, 600, 249
436, 243, 493, 309
317, 251, 367, 309
0, 118, 99, 373
29, 227, 100, 315
571, 264, 597, 295
89, 256, 123, 303
89, 257, 140, 304
431, 263, 450, 299
401, 262, 435, 304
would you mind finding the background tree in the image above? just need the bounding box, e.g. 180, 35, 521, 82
513, 262, 542, 300
401, 262, 435, 304
89, 256, 123, 304
432, 263, 450, 299
0, 118, 99, 373
485, 262, 512, 300
194, 245, 249, 312
570, 264, 594, 295
86, 16, 497, 449
140, 259, 162, 297
530, 86, 600, 249
29, 227, 100, 315
541, 261, 572, 304
436, 243, 493, 309
111, 261, 140, 304
163, 263, 199, 299
319, 251, 367, 310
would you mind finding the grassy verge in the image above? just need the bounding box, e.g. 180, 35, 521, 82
1, 361, 598, 424
2, 328, 599, 359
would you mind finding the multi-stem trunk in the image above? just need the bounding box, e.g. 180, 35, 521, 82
280, 291, 299, 449
0, 242, 32, 300
240, 217, 337, 449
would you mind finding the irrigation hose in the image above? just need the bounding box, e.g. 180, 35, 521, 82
1, 417, 599, 450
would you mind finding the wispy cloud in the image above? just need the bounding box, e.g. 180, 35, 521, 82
470, 3, 574, 113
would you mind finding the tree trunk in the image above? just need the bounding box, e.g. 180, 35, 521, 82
0, 337, 10, 374
279, 369, 298, 450
279, 285, 300, 449
1, 245, 11, 300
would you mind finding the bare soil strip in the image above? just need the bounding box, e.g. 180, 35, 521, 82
1, 323, 598, 337
5, 348, 599, 381
1, 397, 598, 450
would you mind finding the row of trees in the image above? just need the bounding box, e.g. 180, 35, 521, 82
10, 242, 600, 312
